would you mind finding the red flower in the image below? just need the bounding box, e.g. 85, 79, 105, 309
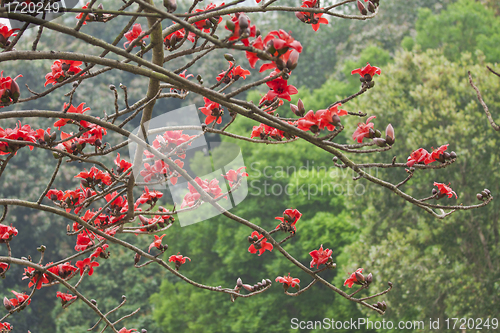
199, 97, 223, 124
0, 121, 37, 155
406, 148, 430, 167
75, 258, 100, 276
8, 290, 31, 307
164, 27, 196, 49
124, 24, 148, 48
140, 159, 184, 185
44, 60, 82, 86
56, 291, 77, 303
75, 2, 93, 25
425, 144, 449, 164
169, 252, 191, 270
22, 267, 49, 289
295, 9, 329, 32
245, 36, 264, 69
250, 123, 286, 141
309, 244, 333, 269
344, 268, 363, 288
0, 321, 12, 331
222, 167, 248, 187
263, 30, 303, 54
193, 3, 224, 32
90, 244, 109, 259
0, 71, 22, 106
143, 130, 196, 159
317, 103, 348, 131
55, 262, 78, 279
0, 224, 18, 242
352, 115, 376, 143
434, 182, 457, 199
53, 102, 90, 129
275, 208, 302, 232
180, 177, 226, 208
118, 327, 138, 333
75, 231, 94, 251
217, 61, 251, 83
75, 166, 112, 186
351, 62, 381, 80
275, 273, 300, 288
225, 13, 256, 46
114, 153, 133, 174
248, 231, 273, 256
54, 131, 87, 155
0, 262, 9, 274
260, 71, 298, 103
297, 110, 322, 133
148, 234, 166, 252
0, 23, 19, 48
136, 186, 163, 207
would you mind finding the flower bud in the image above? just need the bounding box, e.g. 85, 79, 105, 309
356, 0, 367, 14
296, 99, 305, 114
385, 124, 395, 145
266, 279, 272, 285
367, 1, 375, 13
374, 129, 382, 138
134, 253, 141, 264
432, 188, 438, 196
225, 20, 235, 32
163, 0, 177, 13
224, 53, 235, 62
295, 11, 306, 22
481, 191, 488, 198
238, 14, 249, 30
242, 284, 254, 292
286, 50, 300, 71
484, 189, 491, 196
262, 279, 267, 286
477, 193, 483, 200
373, 138, 387, 147
355, 271, 365, 284
236, 278, 243, 288
366, 273, 373, 284
4, 297, 13, 311
449, 151, 457, 159
91, 299, 97, 305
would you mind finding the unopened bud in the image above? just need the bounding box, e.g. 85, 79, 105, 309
373, 138, 387, 147
242, 284, 254, 292
238, 15, 249, 30
484, 189, 491, 196
366, 273, 373, 284
374, 129, 382, 138
226, 20, 235, 32
477, 193, 483, 201
109, 84, 116, 90
481, 191, 488, 198
91, 299, 97, 305
432, 188, 438, 196
236, 278, 243, 288
367, 1, 375, 13
449, 151, 457, 159
224, 53, 235, 62
355, 271, 365, 283
134, 253, 141, 265
286, 50, 300, 71
385, 124, 395, 145
295, 11, 306, 22
357, 0, 368, 15
4, 297, 13, 310
163, 0, 177, 13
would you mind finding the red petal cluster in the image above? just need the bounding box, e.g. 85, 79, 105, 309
199, 97, 224, 125
124, 24, 148, 48
275, 273, 300, 287
0, 71, 22, 106
222, 167, 248, 187
45, 60, 82, 87
434, 182, 458, 199
248, 231, 273, 256
309, 244, 333, 269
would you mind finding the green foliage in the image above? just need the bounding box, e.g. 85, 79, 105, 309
415, 0, 500, 62
344, 48, 500, 328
